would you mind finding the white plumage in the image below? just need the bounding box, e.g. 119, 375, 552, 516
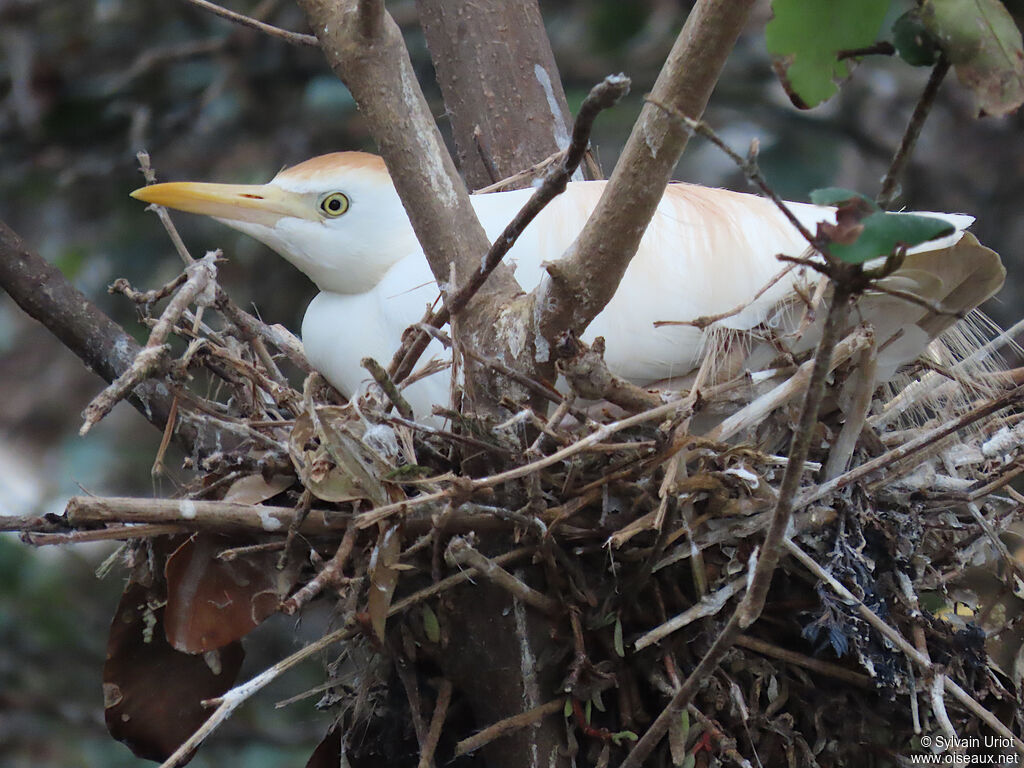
131, 152, 1000, 419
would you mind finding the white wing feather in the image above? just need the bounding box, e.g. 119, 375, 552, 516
301, 181, 979, 416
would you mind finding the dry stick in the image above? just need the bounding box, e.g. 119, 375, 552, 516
966, 501, 1024, 585
137, 152, 194, 266
620, 274, 854, 768
454, 698, 566, 757
362, 357, 414, 419
416, 679, 453, 768
444, 537, 561, 617
931, 674, 960, 746
80, 252, 218, 435
64, 494, 525, 536
796, 386, 1024, 510
733, 635, 872, 689
21, 524, 189, 545
633, 575, 746, 651
654, 264, 796, 330
388, 74, 631, 385
180, 0, 319, 46
280, 524, 359, 615
645, 98, 817, 250
156, 622, 355, 768
822, 332, 878, 480
705, 326, 871, 444
784, 538, 1024, 756
535, 0, 759, 350
876, 56, 951, 210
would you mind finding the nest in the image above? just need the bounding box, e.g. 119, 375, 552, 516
20, 240, 1024, 767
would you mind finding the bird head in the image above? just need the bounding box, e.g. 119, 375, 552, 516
131, 152, 419, 293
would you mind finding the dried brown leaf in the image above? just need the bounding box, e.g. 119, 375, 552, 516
164, 533, 292, 653
104, 581, 244, 763
367, 525, 402, 642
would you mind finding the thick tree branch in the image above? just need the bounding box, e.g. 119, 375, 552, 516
414, 0, 584, 188
0, 218, 206, 450
533, 0, 758, 352
295, 0, 520, 315
388, 74, 629, 385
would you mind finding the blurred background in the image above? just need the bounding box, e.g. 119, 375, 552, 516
1, 0, 1022, 764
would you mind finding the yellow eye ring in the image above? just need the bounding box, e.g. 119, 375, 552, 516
319, 192, 350, 217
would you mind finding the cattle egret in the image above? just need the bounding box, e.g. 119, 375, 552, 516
131, 152, 1004, 418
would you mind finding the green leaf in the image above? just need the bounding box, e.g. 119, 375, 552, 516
766, 0, 890, 108
610, 730, 639, 746
921, 0, 1024, 116
421, 604, 441, 644
613, 616, 625, 657
892, 10, 943, 67
828, 212, 955, 264
809, 187, 880, 209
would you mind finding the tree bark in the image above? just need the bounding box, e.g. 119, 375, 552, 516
415, 0, 578, 189
533, 0, 759, 352
0, 218, 204, 451
295, 0, 520, 319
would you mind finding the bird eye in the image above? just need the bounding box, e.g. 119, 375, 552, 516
319, 192, 350, 217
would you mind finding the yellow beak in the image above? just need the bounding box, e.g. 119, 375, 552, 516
130, 182, 316, 226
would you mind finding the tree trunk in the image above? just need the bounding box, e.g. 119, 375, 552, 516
415, 0, 579, 189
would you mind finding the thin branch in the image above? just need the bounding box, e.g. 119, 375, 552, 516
157, 623, 355, 768
280, 524, 359, 615
388, 74, 631, 385
734, 635, 872, 688
416, 679, 453, 768
180, 0, 319, 46
797, 387, 1024, 509
454, 698, 566, 757
137, 151, 195, 266
633, 576, 745, 650
80, 252, 218, 435
534, 0, 760, 350
644, 97, 819, 250
21, 524, 188, 545
653, 264, 795, 330
362, 356, 414, 419
444, 537, 561, 617
822, 332, 877, 480
836, 41, 895, 60
877, 56, 951, 209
